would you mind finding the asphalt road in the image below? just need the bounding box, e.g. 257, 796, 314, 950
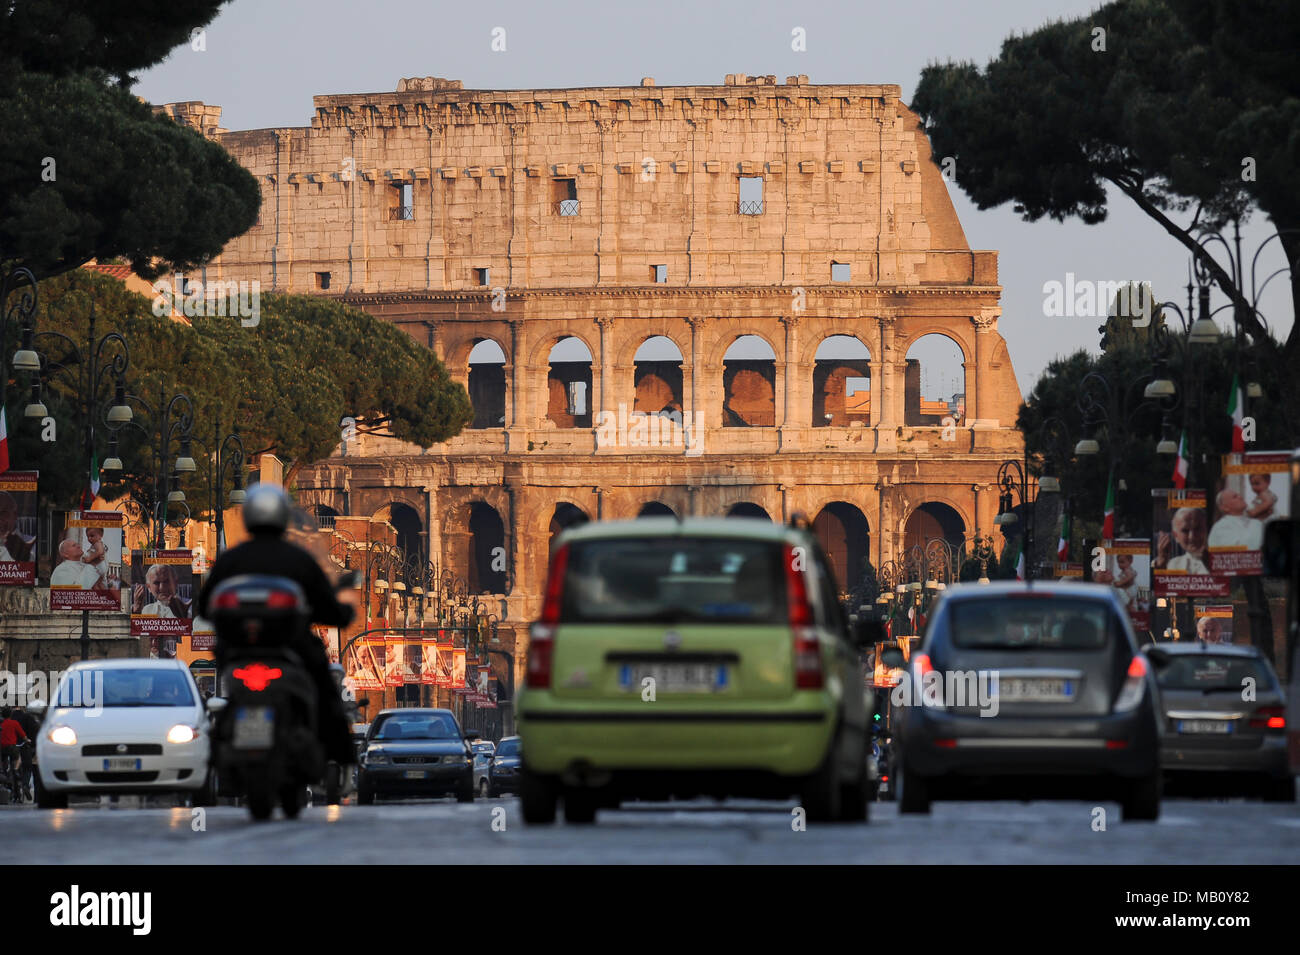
3, 794, 1298, 863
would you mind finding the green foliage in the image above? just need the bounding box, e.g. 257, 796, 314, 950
0, 1, 259, 279
1019, 327, 1292, 538
913, 0, 1300, 356
3, 270, 471, 518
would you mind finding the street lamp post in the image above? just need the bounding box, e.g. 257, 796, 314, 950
1, 264, 45, 422
111, 385, 195, 549
194, 422, 246, 554
25, 301, 134, 662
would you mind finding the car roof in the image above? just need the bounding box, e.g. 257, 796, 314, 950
62, 658, 188, 671
374, 708, 456, 718
554, 516, 806, 547
1148, 641, 1266, 658
938, 580, 1122, 602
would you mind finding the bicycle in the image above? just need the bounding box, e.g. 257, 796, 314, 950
1, 742, 32, 804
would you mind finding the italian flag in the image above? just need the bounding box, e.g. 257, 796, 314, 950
1057, 510, 1071, 561
1227, 374, 1245, 453
1101, 475, 1115, 542
0, 406, 8, 474
1172, 430, 1190, 489
1013, 537, 1025, 581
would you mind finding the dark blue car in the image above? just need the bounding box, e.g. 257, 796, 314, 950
488, 736, 521, 797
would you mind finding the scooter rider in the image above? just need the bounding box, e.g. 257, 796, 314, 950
198, 483, 357, 765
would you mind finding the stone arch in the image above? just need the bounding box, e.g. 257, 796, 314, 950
445, 331, 511, 372
903, 332, 967, 427
613, 326, 690, 369
812, 501, 871, 593
547, 501, 591, 551
369, 499, 425, 560
637, 501, 677, 517
465, 338, 508, 430
544, 336, 593, 428
902, 500, 968, 555
633, 335, 685, 416
529, 327, 599, 368
726, 501, 771, 520
703, 324, 782, 371
812, 334, 872, 427
721, 334, 777, 427
467, 500, 508, 594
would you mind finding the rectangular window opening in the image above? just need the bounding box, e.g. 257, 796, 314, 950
390, 182, 414, 221
315, 272, 331, 290
553, 178, 579, 216
831, 262, 851, 282
739, 176, 764, 215
475, 267, 491, 287
652, 264, 668, 284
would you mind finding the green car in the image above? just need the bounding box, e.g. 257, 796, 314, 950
516, 517, 876, 825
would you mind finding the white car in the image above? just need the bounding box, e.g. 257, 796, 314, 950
31, 659, 212, 808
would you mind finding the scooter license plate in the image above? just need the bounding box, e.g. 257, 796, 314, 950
232, 707, 274, 749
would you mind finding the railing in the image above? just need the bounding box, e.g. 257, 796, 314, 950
390, 205, 414, 221
738, 200, 764, 216
557, 199, 580, 217
316, 514, 337, 531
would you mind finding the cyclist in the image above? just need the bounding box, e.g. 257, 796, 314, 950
0, 707, 29, 801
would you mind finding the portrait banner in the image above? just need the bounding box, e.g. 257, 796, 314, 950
0, 471, 38, 585
435, 633, 453, 687
450, 647, 467, 694
1101, 539, 1152, 633
50, 511, 124, 611
1208, 451, 1292, 576
130, 550, 194, 644
1151, 490, 1230, 597
384, 634, 404, 687
1192, 603, 1235, 645
421, 636, 438, 685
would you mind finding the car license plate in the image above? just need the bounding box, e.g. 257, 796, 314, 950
997, 678, 1074, 702
102, 758, 141, 772
403, 770, 427, 779
232, 706, 274, 749
1177, 719, 1232, 734
620, 663, 727, 692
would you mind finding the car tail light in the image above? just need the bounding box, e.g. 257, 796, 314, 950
1113, 654, 1148, 712
539, 544, 570, 626
913, 653, 935, 679
265, 590, 300, 610
934, 738, 957, 748
784, 545, 822, 688
525, 625, 555, 689
1105, 740, 1129, 750
1249, 706, 1286, 730
212, 591, 241, 611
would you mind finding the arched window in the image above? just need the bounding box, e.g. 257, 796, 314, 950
546, 337, 593, 428
722, 335, 776, 427
637, 501, 676, 518
633, 336, 684, 416
726, 502, 770, 520
813, 336, 871, 427
467, 340, 507, 430
904, 335, 965, 427
468, 502, 507, 594
548, 502, 590, 551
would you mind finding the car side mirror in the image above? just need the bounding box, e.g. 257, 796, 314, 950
206, 697, 228, 714
1143, 645, 1171, 668
1262, 519, 1293, 578
853, 616, 886, 648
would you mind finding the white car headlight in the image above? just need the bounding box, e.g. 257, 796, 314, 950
364, 750, 388, 764
47, 725, 77, 746
166, 724, 198, 744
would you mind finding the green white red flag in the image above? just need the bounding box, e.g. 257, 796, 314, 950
1172, 430, 1190, 489
1227, 374, 1244, 453
1101, 476, 1115, 541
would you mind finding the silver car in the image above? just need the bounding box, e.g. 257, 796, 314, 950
1148, 641, 1295, 801
470, 740, 496, 797
894, 582, 1164, 821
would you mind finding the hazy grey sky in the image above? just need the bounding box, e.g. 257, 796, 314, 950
135, 0, 1293, 396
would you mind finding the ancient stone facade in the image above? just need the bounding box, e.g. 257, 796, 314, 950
170, 74, 1024, 625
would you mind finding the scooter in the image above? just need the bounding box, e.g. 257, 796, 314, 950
207, 575, 324, 821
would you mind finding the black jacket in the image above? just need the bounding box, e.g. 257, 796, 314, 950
198, 532, 353, 628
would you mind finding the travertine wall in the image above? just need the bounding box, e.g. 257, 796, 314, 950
164, 74, 1025, 624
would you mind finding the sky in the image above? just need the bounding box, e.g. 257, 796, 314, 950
135, 0, 1293, 397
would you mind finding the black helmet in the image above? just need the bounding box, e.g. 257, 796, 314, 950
242, 483, 292, 535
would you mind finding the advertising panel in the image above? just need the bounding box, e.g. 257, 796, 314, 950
1151, 490, 1230, 597
50, 511, 124, 611
1208, 451, 1293, 576
130, 549, 194, 649
0, 471, 38, 585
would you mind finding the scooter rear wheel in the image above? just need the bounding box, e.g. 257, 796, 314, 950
245, 770, 275, 821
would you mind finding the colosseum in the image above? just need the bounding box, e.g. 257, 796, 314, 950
160, 72, 1023, 630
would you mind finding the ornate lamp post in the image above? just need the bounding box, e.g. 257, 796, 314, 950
1, 264, 45, 422
110, 385, 195, 549
193, 423, 246, 553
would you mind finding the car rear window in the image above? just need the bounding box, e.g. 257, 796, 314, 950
560, 537, 787, 624
949, 597, 1112, 650
497, 739, 520, 757
1157, 655, 1276, 692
